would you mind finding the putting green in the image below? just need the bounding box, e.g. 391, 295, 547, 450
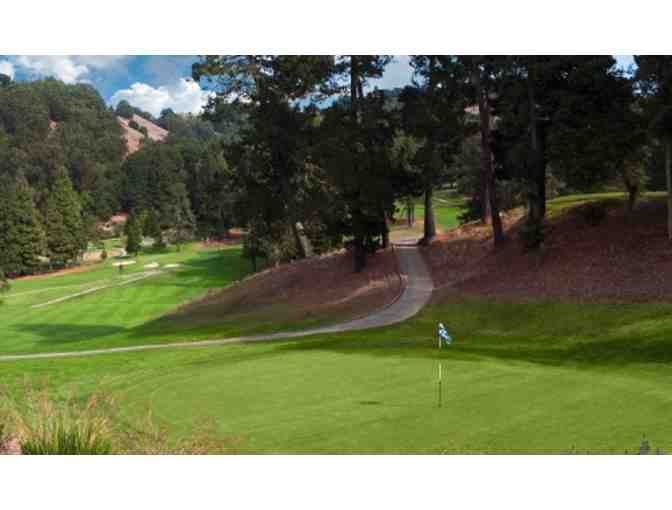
4, 297, 672, 453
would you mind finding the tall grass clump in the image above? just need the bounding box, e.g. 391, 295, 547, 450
0, 386, 113, 455
0, 383, 240, 455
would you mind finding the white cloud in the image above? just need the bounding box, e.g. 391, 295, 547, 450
16, 56, 89, 84
11, 55, 129, 84
0, 60, 15, 78
109, 78, 214, 116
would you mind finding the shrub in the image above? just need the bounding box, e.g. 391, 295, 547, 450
1, 387, 114, 455
0, 385, 239, 455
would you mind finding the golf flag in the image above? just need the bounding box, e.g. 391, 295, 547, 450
438, 322, 452, 347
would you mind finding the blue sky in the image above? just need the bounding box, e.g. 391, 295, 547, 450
0, 55, 636, 117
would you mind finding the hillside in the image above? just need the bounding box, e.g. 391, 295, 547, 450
149, 247, 403, 336
425, 194, 672, 303
117, 114, 169, 155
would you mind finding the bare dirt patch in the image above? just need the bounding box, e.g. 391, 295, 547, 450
425, 198, 672, 303
166, 248, 402, 329
13, 263, 98, 282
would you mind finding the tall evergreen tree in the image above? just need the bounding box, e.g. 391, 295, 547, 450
403, 56, 468, 245
0, 174, 46, 276
193, 55, 339, 260
635, 56, 672, 239
44, 166, 85, 267
125, 210, 144, 255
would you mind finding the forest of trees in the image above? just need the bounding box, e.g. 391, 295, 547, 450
2, 56, 672, 278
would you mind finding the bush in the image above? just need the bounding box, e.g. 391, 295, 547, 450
579, 202, 607, 226
0, 385, 239, 455
1, 387, 113, 455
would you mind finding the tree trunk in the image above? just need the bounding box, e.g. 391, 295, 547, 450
527, 65, 545, 226
473, 63, 504, 245
666, 137, 672, 240
421, 186, 436, 245
291, 222, 307, 259
380, 209, 390, 249
351, 56, 367, 271
353, 234, 366, 272
406, 202, 413, 227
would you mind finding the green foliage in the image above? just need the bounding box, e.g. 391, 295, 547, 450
0, 269, 10, 305
125, 211, 144, 255
169, 185, 196, 251
143, 208, 165, 248
115, 99, 134, 119
44, 167, 85, 267
0, 174, 47, 276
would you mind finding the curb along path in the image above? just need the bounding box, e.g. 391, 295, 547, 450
0, 244, 433, 362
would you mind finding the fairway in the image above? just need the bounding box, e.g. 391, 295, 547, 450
4, 296, 672, 453
0, 243, 253, 355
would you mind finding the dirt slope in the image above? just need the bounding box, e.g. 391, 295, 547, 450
117, 114, 168, 156
162, 248, 403, 331
426, 197, 672, 303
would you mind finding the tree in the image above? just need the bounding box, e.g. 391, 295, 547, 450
44, 167, 85, 267
115, 100, 135, 119
169, 184, 196, 251
0, 269, 9, 305
635, 56, 672, 239
193, 55, 340, 261
0, 73, 11, 88
402, 56, 468, 245
143, 208, 165, 248
125, 211, 144, 255
0, 174, 47, 276
491, 56, 636, 247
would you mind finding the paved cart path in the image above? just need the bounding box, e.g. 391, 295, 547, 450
0, 244, 433, 362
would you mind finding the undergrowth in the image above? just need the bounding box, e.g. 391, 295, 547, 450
0, 383, 239, 455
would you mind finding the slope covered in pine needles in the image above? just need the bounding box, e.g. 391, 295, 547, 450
426, 196, 672, 303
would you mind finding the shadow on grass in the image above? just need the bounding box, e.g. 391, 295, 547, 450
11, 323, 127, 344
263, 317, 672, 369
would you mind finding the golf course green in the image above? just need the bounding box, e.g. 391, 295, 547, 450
3, 295, 672, 453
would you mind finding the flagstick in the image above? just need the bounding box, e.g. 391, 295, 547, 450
438, 362, 442, 408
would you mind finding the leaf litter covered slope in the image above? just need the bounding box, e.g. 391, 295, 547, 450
155, 248, 403, 335
425, 197, 672, 302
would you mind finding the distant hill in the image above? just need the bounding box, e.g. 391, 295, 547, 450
117, 114, 169, 156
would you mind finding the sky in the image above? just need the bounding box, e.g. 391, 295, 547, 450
0, 55, 636, 117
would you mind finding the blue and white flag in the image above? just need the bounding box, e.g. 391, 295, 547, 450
438, 322, 452, 346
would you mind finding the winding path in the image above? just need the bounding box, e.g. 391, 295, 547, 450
0, 244, 433, 362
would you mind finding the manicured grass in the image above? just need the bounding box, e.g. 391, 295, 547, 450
395, 190, 465, 234
4, 296, 672, 453
0, 244, 254, 355
546, 191, 666, 216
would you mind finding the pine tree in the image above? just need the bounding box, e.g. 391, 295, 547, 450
143, 208, 165, 249
170, 184, 196, 251
44, 167, 85, 267
0, 269, 10, 303
125, 211, 144, 255
0, 174, 47, 276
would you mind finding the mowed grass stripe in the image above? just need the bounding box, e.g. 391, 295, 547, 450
0, 245, 252, 354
